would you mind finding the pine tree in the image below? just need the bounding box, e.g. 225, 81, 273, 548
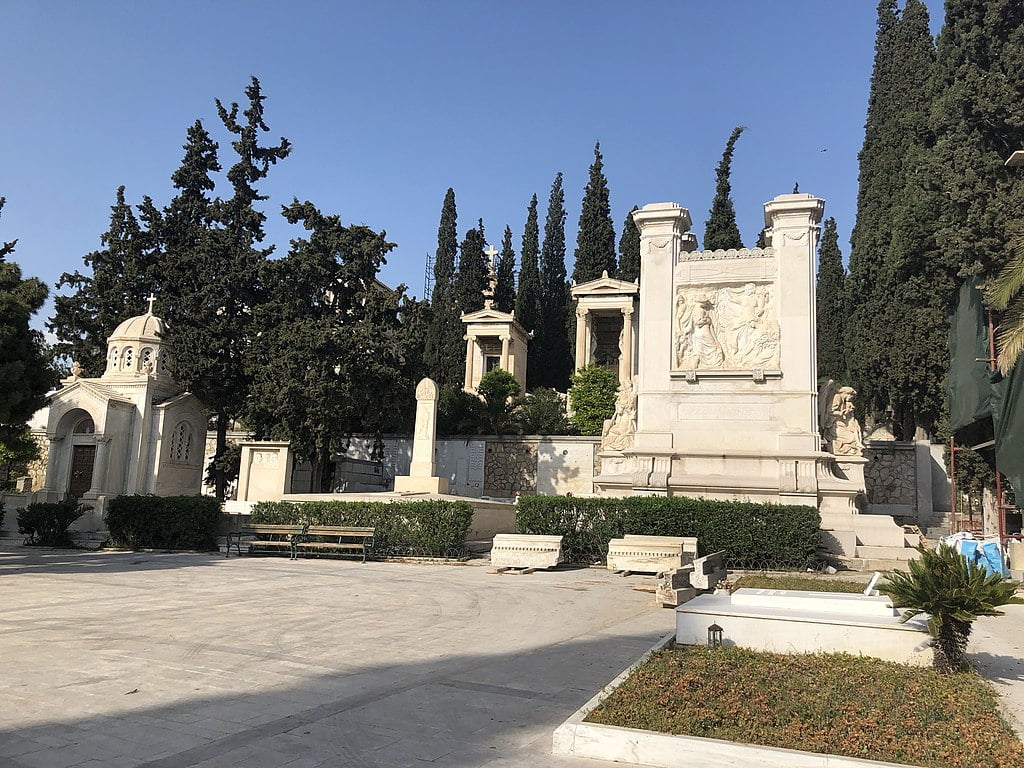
573, 142, 616, 282
424, 188, 464, 389
703, 126, 746, 251
816, 217, 846, 381
516, 195, 541, 331
494, 225, 516, 313
536, 172, 571, 390
0, 198, 54, 446
50, 186, 160, 375
161, 77, 291, 499
618, 206, 640, 283
454, 225, 487, 315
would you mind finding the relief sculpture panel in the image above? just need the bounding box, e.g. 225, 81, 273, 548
673, 282, 779, 370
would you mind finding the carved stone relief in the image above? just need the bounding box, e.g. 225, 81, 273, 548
600, 377, 637, 453
672, 282, 780, 370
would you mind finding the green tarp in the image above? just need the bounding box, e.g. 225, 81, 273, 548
948, 277, 1024, 497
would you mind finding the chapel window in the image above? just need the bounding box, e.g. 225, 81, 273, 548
170, 422, 194, 464
158, 350, 169, 373
73, 417, 95, 434
110, 347, 119, 370
141, 347, 153, 370
123, 347, 134, 370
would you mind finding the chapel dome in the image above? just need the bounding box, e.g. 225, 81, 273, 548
102, 296, 171, 379
109, 306, 164, 343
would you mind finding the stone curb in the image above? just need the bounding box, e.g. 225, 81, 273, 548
551, 635, 923, 768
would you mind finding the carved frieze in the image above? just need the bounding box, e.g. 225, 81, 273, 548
672, 282, 780, 371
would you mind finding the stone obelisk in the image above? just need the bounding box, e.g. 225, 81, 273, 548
394, 378, 449, 494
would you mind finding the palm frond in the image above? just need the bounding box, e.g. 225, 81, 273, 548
996, 300, 1024, 374
986, 230, 1024, 309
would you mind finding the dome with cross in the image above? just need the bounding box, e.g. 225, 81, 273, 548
103, 295, 172, 379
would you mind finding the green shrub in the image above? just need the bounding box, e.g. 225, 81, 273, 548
515, 495, 820, 568
106, 495, 222, 551
251, 499, 474, 557
516, 387, 571, 435
17, 499, 87, 547
568, 364, 618, 434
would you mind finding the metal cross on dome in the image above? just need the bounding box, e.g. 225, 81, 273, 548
146, 293, 157, 314
484, 244, 498, 266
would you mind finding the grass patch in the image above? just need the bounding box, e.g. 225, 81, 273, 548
587, 646, 1023, 768
734, 574, 866, 593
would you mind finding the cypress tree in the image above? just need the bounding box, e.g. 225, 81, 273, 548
617, 206, 640, 283
516, 194, 542, 389
424, 188, 464, 389
454, 225, 487, 315
494, 225, 516, 313
816, 217, 846, 382
50, 186, 160, 375
573, 142, 616, 282
703, 126, 746, 251
536, 172, 571, 390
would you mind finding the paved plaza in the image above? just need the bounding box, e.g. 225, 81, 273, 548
0, 547, 672, 768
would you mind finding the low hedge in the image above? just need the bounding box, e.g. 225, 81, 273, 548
515, 495, 821, 569
106, 495, 222, 551
18, 499, 87, 547
251, 499, 474, 558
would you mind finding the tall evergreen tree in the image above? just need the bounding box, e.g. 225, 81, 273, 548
617, 206, 640, 283
0, 198, 54, 446
161, 77, 291, 499
454, 225, 487, 315
424, 188, 464, 389
515, 194, 542, 388
494, 225, 516, 313
703, 126, 746, 251
50, 186, 160, 375
816, 217, 846, 381
573, 142, 616, 282
536, 172, 571, 390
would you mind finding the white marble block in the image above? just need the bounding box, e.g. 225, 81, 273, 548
656, 566, 697, 607
624, 534, 698, 556
688, 551, 727, 590
490, 534, 564, 569
607, 536, 694, 573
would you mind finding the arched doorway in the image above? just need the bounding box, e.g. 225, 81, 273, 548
65, 411, 97, 498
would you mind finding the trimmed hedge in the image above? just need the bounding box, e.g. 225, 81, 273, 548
106, 495, 222, 551
251, 499, 474, 558
515, 495, 821, 568
18, 499, 86, 547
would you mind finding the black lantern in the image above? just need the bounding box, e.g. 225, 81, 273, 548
707, 622, 724, 649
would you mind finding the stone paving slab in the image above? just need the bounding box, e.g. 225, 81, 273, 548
0, 547, 672, 767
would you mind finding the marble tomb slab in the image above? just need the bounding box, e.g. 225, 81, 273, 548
490, 533, 564, 569
607, 536, 694, 573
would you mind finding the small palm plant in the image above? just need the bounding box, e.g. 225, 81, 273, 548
986, 227, 1024, 374
880, 545, 1023, 672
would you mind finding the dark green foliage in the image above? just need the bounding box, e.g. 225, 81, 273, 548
105, 495, 222, 551
617, 206, 640, 283
438, 386, 485, 436
424, 188, 464, 389
517, 388, 570, 436
568, 364, 618, 435
573, 142, 616, 282
245, 201, 412, 491
703, 126, 746, 251
816, 218, 847, 381
516, 194, 542, 389
17, 500, 86, 547
0, 199, 54, 446
454, 226, 487, 315
881, 545, 1023, 672
515, 495, 821, 568
251, 499, 473, 558
536, 173, 572, 390
494, 226, 516, 313
0, 429, 39, 492
50, 186, 160, 375
476, 368, 521, 436
205, 442, 241, 489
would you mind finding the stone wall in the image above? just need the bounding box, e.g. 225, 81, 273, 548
26, 431, 49, 491
864, 442, 917, 516
483, 441, 538, 497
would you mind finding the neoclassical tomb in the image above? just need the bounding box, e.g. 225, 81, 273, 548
26, 298, 207, 520
593, 195, 863, 517
570, 271, 638, 383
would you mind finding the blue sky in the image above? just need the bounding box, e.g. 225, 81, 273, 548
2, 1, 943, 330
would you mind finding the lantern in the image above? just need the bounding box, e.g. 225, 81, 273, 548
707, 622, 723, 649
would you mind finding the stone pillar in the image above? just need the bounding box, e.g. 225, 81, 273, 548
463, 335, 475, 392
394, 378, 449, 494
574, 308, 588, 371
500, 335, 511, 371
619, 306, 634, 383
86, 436, 111, 497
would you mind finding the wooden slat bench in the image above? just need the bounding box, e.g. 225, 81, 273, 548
299, 526, 375, 562
225, 524, 306, 559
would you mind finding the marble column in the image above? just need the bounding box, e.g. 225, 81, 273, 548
500, 335, 511, 371
574, 308, 588, 371
619, 306, 634, 383
86, 436, 111, 497
463, 335, 475, 391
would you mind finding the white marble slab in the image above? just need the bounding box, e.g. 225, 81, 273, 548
731, 588, 898, 618
624, 534, 698, 555
607, 538, 692, 573
490, 533, 564, 569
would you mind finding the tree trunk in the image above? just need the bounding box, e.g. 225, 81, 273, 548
933, 616, 972, 673
213, 411, 229, 501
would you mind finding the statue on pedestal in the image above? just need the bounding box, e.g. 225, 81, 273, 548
601, 377, 637, 453
818, 380, 864, 457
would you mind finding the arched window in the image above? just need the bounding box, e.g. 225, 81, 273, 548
141, 347, 154, 370
109, 347, 119, 370
158, 349, 169, 373
170, 422, 194, 464
123, 347, 134, 370
73, 417, 95, 434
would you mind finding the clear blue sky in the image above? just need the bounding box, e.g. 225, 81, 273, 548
2, 1, 943, 331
